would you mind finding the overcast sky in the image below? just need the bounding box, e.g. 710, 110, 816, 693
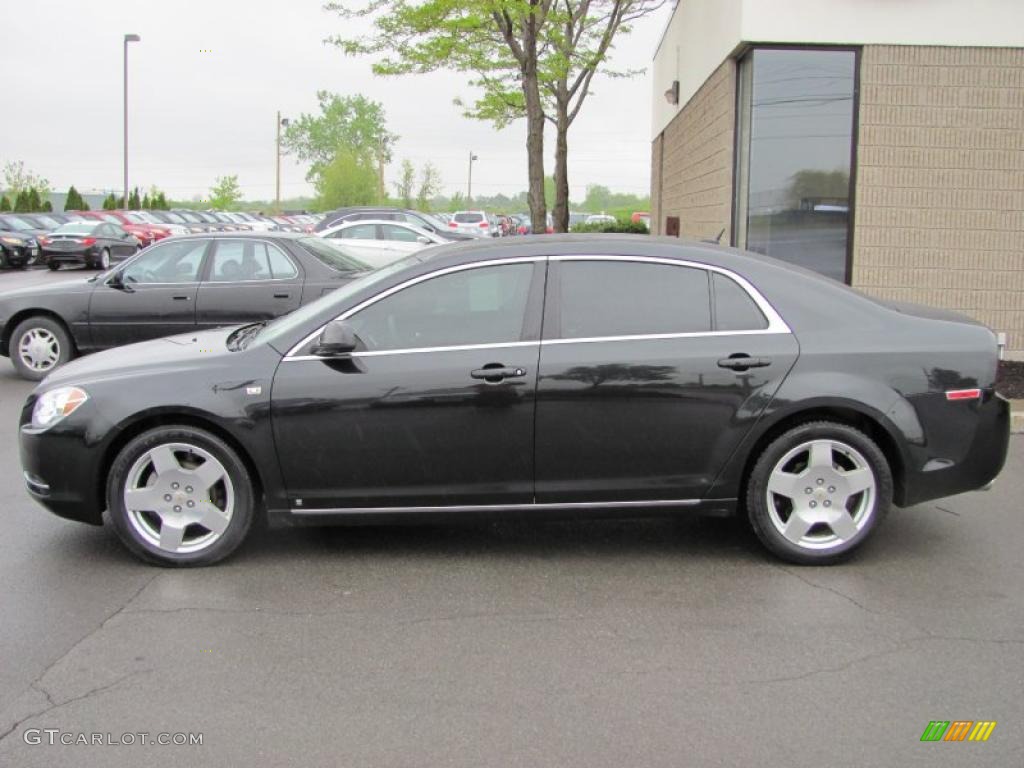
2, 0, 671, 204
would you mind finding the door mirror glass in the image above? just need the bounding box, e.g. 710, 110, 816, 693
313, 320, 358, 356
416, 235, 431, 245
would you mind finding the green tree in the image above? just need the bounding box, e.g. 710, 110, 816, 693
393, 159, 416, 209
0, 196, 9, 211
155, 191, 168, 210
142, 193, 152, 209
282, 91, 396, 188
25, 188, 42, 211
327, 0, 665, 233
102, 193, 118, 210
208, 175, 243, 209
127, 187, 141, 210
315, 149, 380, 209
3, 160, 50, 204
13, 190, 29, 212
416, 162, 442, 211
41, 199, 52, 212
64, 185, 84, 211
786, 169, 850, 210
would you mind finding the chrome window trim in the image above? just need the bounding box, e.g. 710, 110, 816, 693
283, 253, 791, 361
549, 254, 790, 335
284, 256, 547, 359
290, 498, 701, 515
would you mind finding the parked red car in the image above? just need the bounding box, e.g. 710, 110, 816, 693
74, 211, 170, 248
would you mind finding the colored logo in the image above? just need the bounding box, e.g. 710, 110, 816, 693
920, 721, 996, 742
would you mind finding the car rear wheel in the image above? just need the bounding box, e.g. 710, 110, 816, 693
98, 248, 111, 270
745, 421, 892, 565
107, 426, 255, 567
10, 316, 74, 380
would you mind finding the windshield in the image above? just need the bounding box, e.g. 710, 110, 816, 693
417, 212, 450, 231
0, 216, 34, 231
125, 212, 147, 224
55, 223, 99, 235
296, 237, 372, 272
259, 256, 421, 347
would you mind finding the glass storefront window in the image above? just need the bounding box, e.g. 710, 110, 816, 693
734, 48, 857, 282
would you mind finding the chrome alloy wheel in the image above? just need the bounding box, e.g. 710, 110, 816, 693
765, 439, 876, 551
123, 442, 235, 554
17, 328, 60, 373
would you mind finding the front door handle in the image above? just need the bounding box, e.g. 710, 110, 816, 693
172, 295, 191, 301
471, 364, 527, 383
273, 293, 290, 299
718, 355, 771, 371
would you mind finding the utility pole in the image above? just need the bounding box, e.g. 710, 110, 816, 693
275, 112, 289, 213
467, 151, 478, 205
123, 33, 141, 208
378, 136, 386, 203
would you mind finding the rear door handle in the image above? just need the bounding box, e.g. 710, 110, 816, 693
718, 355, 771, 370
273, 293, 290, 299
471, 364, 527, 383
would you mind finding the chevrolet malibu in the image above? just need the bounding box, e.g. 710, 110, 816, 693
19, 236, 1010, 567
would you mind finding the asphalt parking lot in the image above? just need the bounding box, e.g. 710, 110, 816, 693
0, 268, 1020, 767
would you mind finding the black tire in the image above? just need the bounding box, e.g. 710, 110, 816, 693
106, 426, 255, 567
9, 315, 74, 381
98, 248, 110, 270
745, 421, 892, 565
47, 261, 60, 271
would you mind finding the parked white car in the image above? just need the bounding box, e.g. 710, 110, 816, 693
449, 210, 499, 238
585, 214, 617, 226
318, 219, 445, 268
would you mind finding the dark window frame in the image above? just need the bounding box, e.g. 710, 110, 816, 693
731, 43, 862, 285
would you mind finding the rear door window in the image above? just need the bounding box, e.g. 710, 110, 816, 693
553, 260, 711, 339
712, 272, 768, 331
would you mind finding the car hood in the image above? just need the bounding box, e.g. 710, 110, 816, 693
40, 326, 249, 388
0, 228, 46, 240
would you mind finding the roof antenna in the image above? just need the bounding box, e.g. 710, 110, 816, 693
702, 228, 726, 245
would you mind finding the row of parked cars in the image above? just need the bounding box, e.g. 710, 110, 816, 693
0, 209, 325, 270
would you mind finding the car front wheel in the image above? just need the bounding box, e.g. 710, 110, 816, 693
10, 315, 74, 380
107, 426, 255, 567
745, 421, 892, 565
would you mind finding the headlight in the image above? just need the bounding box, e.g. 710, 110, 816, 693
1, 236, 25, 246
32, 387, 89, 430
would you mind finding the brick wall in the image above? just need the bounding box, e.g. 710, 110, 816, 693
651, 61, 736, 240
852, 45, 1024, 355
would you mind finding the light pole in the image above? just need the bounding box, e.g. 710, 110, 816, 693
467, 151, 478, 205
275, 112, 290, 212
123, 33, 141, 209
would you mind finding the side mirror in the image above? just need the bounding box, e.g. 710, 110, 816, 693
312, 319, 358, 356
416, 236, 431, 245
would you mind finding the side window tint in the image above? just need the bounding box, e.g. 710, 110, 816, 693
209, 241, 273, 282
267, 243, 299, 279
347, 264, 534, 351
713, 273, 768, 331
381, 225, 419, 242
121, 239, 207, 284
340, 224, 378, 240
556, 261, 711, 338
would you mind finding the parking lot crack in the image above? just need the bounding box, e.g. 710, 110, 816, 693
0, 573, 158, 746
775, 565, 886, 617
746, 635, 927, 686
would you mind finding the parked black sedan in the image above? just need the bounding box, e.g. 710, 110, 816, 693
0, 233, 370, 380
40, 221, 140, 270
17, 235, 1010, 567
0, 214, 44, 267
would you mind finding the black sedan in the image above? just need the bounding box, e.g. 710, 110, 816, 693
18, 235, 1010, 567
0, 233, 369, 380
0, 214, 43, 268
40, 221, 140, 270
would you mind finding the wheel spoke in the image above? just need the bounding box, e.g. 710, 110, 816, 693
189, 459, 227, 491
826, 508, 858, 541
194, 502, 229, 535
808, 440, 834, 471
159, 519, 187, 551
124, 486, 164, 512
148, 445, 181, 475
782, 509, 814, 543
839, 467, 873, 497
767, 469, 801, 500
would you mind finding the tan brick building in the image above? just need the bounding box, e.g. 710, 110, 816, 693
651, 1, 1024, 356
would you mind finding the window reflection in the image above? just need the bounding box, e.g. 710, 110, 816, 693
737, 49, 856, 282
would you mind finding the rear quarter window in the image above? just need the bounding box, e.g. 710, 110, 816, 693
713, 273, 768, 331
